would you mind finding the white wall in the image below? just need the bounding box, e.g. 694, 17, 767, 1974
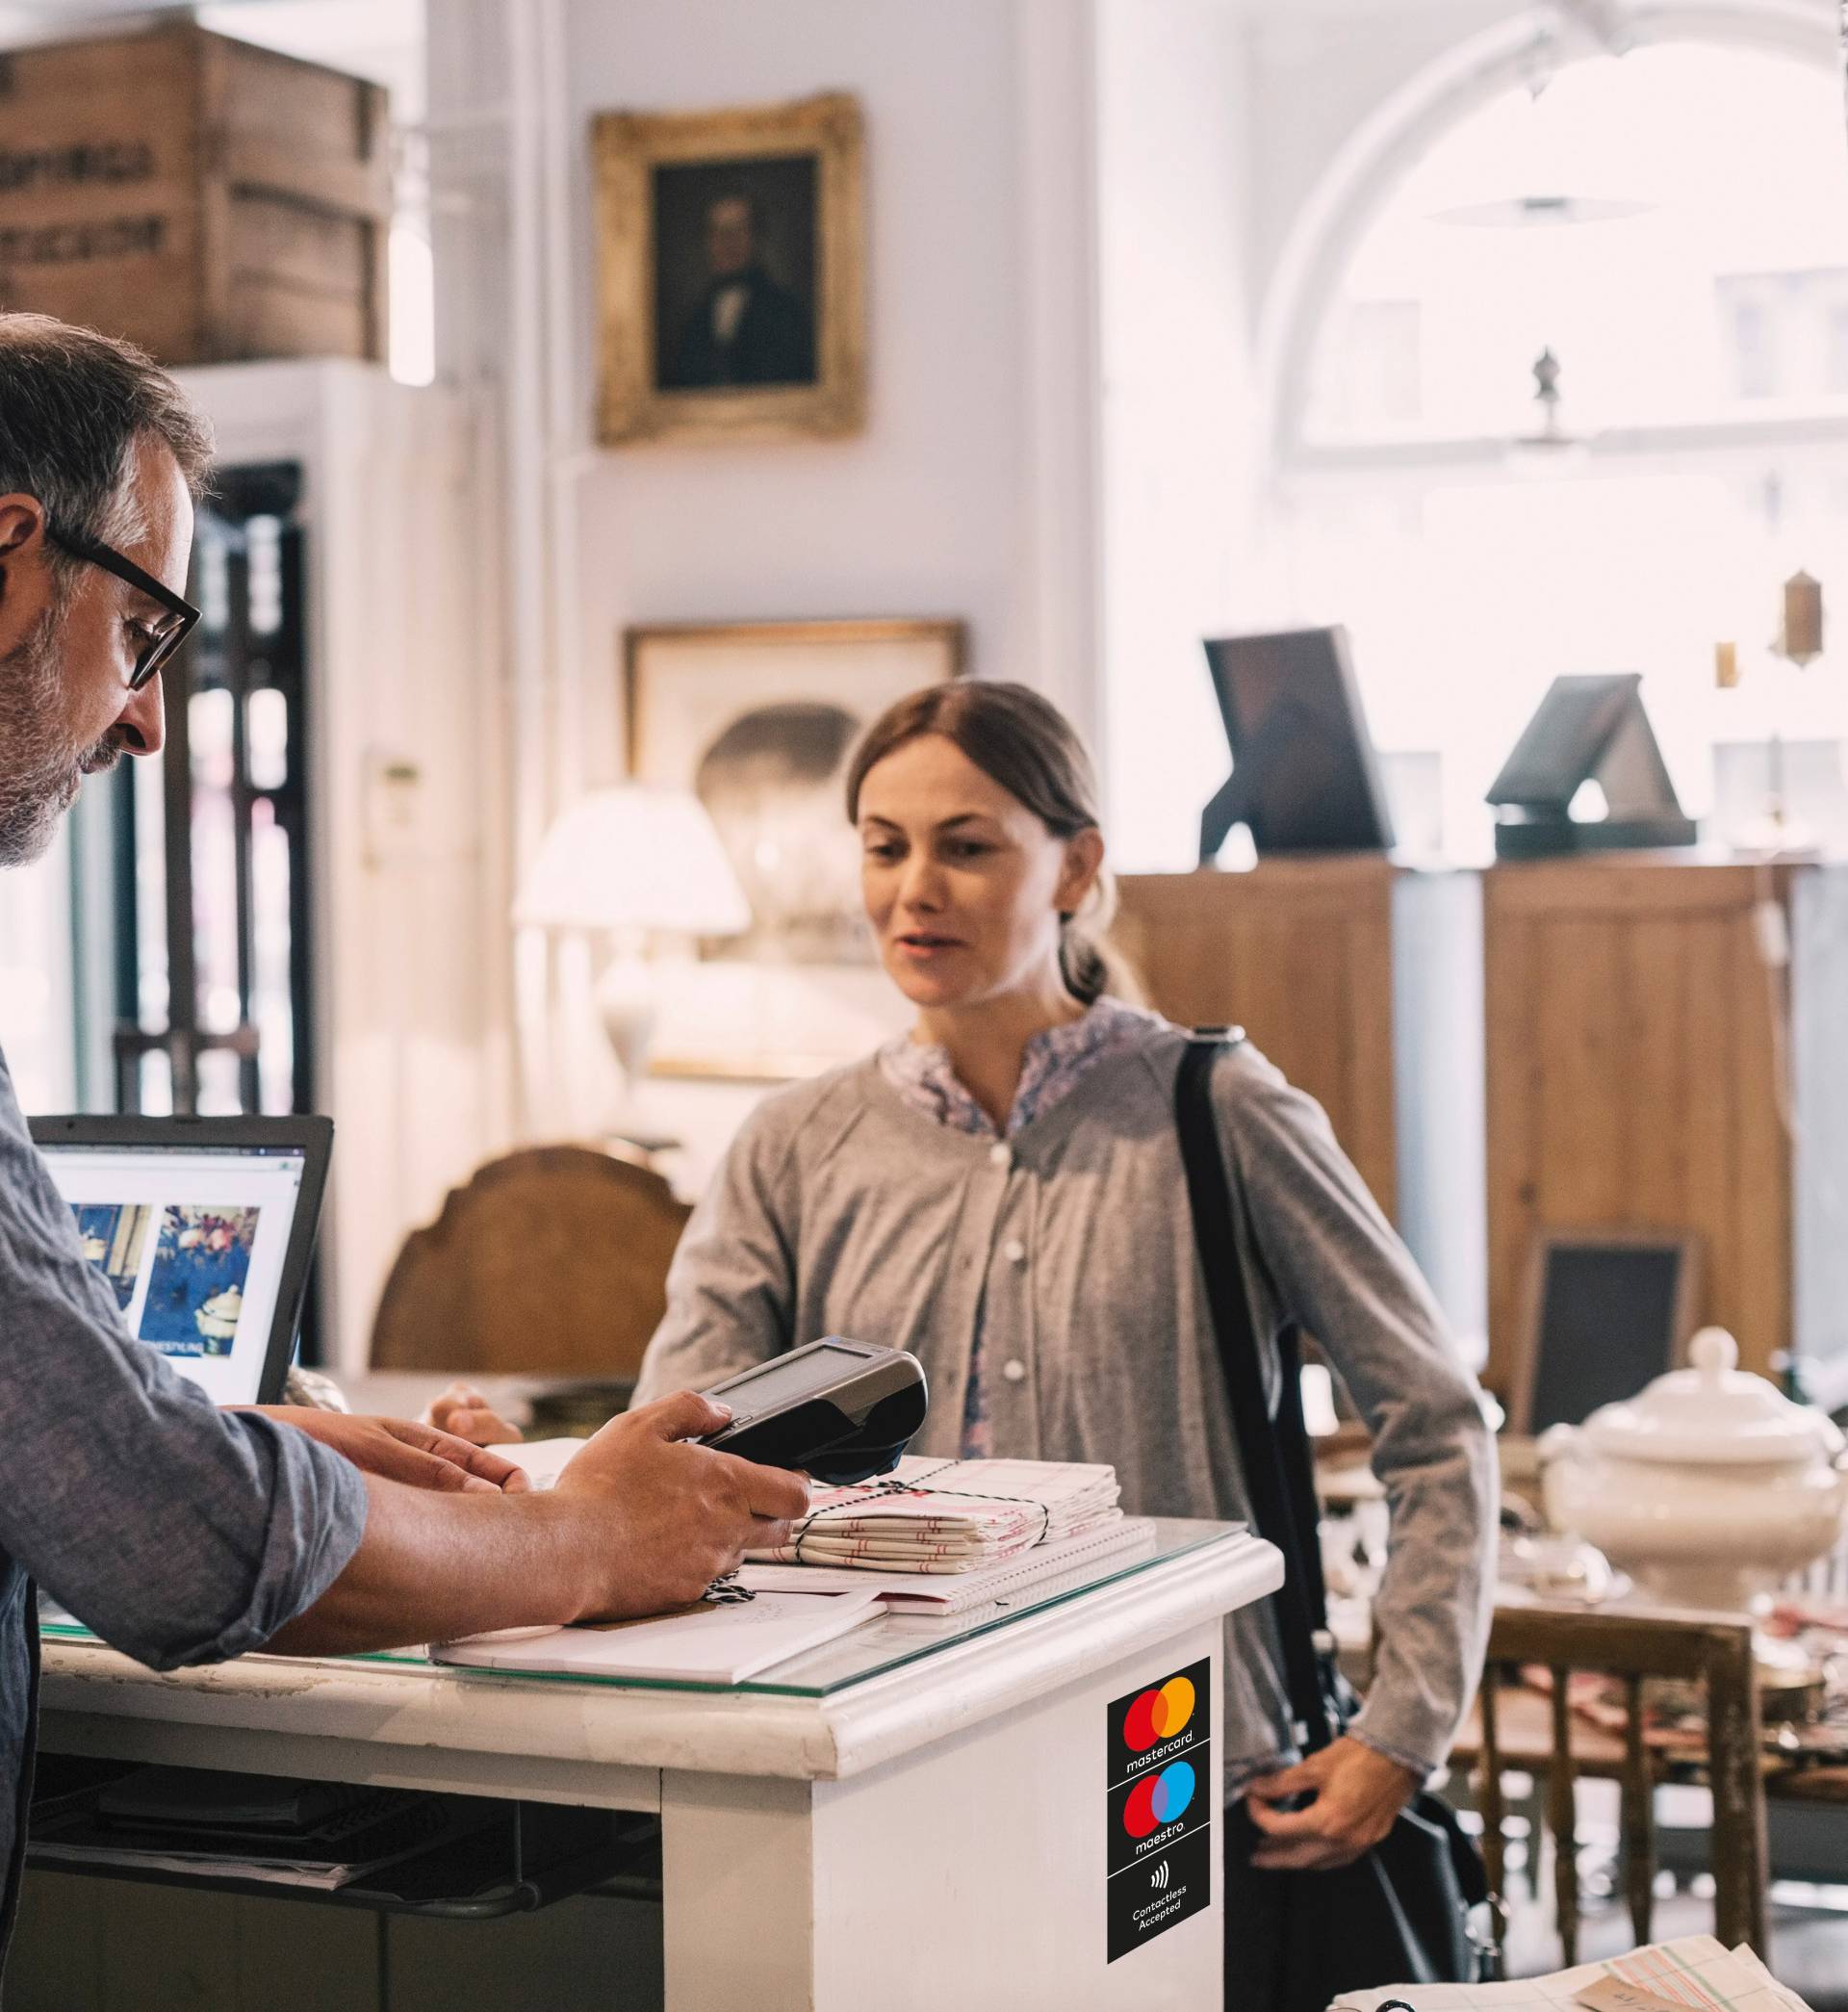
558, 0, 1086, 768
1095, 0, 1264, 871
428, 0, 1105, 801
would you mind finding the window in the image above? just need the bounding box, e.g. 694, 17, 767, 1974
1277, 42, 1848, 859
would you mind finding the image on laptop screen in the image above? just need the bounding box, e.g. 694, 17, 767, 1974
36, 1133, 317, 1406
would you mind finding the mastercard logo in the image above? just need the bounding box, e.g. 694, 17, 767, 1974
1123, 1760, 1196, 1839
1121, 1675, 1196, 1753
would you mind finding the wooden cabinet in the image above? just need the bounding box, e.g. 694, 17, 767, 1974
1115, 861, 1485, 1340
1117, 856, 1848, 1402
1482, 856, 1848, 1395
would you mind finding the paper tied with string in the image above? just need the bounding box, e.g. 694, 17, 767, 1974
749, 1455, 1123, 1574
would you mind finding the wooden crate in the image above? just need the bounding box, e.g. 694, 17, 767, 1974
0, 20, 390, 365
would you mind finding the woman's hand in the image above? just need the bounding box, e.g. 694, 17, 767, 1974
255, 1407, 530, 1495
1243, 1736, 1420, 1870
425, 1381, 523, 1447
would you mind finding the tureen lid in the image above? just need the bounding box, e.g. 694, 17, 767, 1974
1581, 1328, 1844, 1464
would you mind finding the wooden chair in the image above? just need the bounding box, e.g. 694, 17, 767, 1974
369, 1145, 692, 1380
1461, 1600, 1768, 1965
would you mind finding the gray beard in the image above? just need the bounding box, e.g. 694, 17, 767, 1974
0, 610, 123, 868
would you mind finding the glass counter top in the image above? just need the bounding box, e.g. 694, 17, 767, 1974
40, 1518, 1245, 1701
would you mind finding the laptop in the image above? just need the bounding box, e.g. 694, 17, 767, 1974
29, 1115, 333, 1406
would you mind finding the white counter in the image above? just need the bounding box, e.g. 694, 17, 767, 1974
37, 1522, 1281, 2012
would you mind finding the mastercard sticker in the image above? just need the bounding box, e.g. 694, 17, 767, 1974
1106, 1657, 1211, 1961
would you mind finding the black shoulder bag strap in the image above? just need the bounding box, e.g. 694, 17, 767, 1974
1175, 1029, 1339, 1754
1178, 1033, 1495, 1996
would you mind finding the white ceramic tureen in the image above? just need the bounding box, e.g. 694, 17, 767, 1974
1540, 1327, 1848, 1612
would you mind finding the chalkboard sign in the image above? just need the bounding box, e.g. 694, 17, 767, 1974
1513, 1232, 1702, 1435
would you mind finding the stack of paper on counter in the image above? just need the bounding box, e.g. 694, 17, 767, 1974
741, 1513, 1158, 1613
432, 1586, 882, 1686
1329, 1935, 1811, 2011
749, 1456, 1123, 1571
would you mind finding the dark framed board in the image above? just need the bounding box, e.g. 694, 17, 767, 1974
1509, 1228, 1703, 1435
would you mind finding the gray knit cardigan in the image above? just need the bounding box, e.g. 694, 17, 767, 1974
632, 1021, 1496, 1786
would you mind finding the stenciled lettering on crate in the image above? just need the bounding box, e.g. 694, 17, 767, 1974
0, 25, 390, 367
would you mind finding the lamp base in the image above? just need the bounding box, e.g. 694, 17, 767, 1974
596, 957, 677, 1148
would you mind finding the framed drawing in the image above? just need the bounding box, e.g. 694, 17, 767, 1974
1507, 1227, 1704, 1435
593, 91, 866, 446
624, 617, 966, 1076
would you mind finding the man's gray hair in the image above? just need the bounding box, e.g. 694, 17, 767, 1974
0, 313, 214, 587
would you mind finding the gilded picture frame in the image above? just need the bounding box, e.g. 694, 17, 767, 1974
593, 91, 867, 447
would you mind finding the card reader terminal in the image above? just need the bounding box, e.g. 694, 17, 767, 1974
697, 1337, 928, 1485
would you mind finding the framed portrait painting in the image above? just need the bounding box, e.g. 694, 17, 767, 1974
624, 618, 966, 1076
593, 92, 866, 446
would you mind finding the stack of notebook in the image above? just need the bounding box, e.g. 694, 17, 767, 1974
748, 1457, 1123, 1572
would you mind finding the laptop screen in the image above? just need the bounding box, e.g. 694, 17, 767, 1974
38, 1139, 311, 1406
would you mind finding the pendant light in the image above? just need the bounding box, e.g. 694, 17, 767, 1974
1427, 29, 1655, 231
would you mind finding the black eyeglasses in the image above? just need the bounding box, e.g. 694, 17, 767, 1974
45, 520, 200, 691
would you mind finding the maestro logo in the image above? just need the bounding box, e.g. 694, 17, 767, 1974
1121, 1673, 1196, 1753
1122, 1760, 1196, 1840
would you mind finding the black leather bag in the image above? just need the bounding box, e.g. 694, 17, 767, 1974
1175, 1032, 1493, 2012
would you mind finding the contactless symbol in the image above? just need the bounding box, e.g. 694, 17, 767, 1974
1150, 1860, 1170, 1891
1121, 1674, 1197, 1753
1121, 1761, 1197, 1840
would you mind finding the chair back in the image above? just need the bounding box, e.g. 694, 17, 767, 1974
370, 1146, 691, 1380
1476, 1601, 1767, 1965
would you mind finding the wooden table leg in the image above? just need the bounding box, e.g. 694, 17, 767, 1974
1548, 1666, 1578, 1968
1621, 1673, 1656, 1948
1705, 1628, 1768, 1955
1478, 1664, 1506, 1905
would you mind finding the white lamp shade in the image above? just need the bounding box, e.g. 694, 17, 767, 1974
514, 786, 752, 935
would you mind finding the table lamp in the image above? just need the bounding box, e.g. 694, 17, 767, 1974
514, 786, 751, 1128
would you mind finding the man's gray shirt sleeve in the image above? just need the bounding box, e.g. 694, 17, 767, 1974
0, 1051, 367, 1666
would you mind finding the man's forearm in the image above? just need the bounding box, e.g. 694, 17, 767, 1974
265, 1477, 599, 1656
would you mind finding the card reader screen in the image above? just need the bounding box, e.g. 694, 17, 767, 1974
707, 1341, 872, 1418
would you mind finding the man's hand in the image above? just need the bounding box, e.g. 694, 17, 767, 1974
253, 1408, 530, 1495
424, 1381, 522, 1446
1243, 1737, 1420, 1870
266, 1390, 810, 1657
552, 1390, 809, 1619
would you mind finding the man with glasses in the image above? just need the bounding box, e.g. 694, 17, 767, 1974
0, 313, 808, 1976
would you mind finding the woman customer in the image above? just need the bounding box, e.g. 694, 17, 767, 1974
445, 681, 1496, 2007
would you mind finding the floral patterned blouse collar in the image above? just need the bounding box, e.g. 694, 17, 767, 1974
877, 993, 1161, 1142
